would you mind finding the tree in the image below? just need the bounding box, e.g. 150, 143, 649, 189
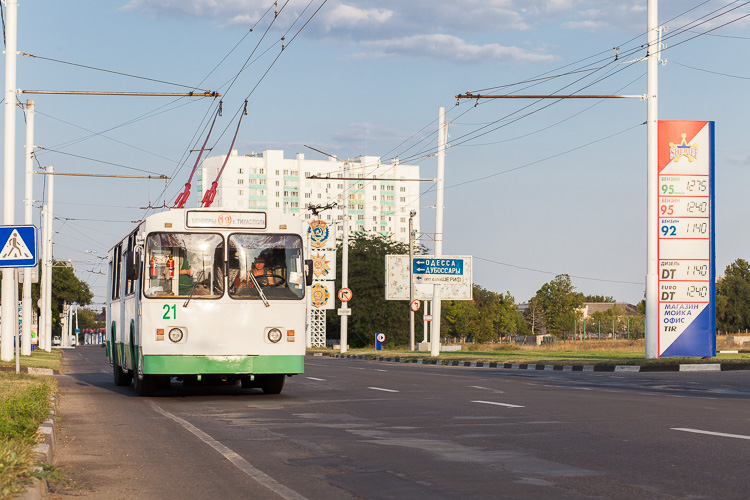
524, 297, 544, 335
327, 233, 419, 347
533, 274, 583, 336
443, 286, 520, 343
29, 260, 93, 337
583, 294, 614, 303
716, 258, 750, 332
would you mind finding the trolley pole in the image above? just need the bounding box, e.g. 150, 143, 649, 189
1, 0, 19, 362
409, 211, 415, 351
21, 100, 34, 356
430, 107, 447, 357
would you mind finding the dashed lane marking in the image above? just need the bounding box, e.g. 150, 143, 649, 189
672, 428, 750, 441
306, 377, 326, 381
368, 387, 399, 393
472, 400, 525, 408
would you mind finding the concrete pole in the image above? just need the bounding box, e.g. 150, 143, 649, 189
339, 161, 349, 354
1, 0, 19, 362
430, 107, 447, 357
21, 100, 34, 356
645, 0, 659, 358
39, 205, 48, 351
43, 167, 54, 351
409, 213, 415, 351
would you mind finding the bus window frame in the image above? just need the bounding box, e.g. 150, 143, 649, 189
226, 232, 306, 301
142, 231, 225, 301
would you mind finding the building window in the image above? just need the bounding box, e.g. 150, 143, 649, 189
373, 196, 377, 201
276, 170, 280, 175
400, 186, 406, 192
238, 190, 243, 195
275, 181, 280, 186
317, 193, 322, 199
284, 169, 289, 175
399, 197, 405, 202
238, 179, 244, 185
238, 168, 243, 174
305, 171, 310, 178
259, 168, 264, 174
275, 202, 280, 207
304, 193, 311, 198
401, 228, 406, 233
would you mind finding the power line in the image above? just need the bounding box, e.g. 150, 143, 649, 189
474, 256, 644, 286
19, 52, 216, 92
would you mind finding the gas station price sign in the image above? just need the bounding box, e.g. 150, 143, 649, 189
657, 121, 715, 357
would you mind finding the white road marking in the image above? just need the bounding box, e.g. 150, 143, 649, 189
672, 428, 750, 440
472, 400, 525, 408
368, 387, 399, 393
374, 369, 387, 372
470, 385, 505, 393
147, 401, 308, 500
306, 377, 326, 381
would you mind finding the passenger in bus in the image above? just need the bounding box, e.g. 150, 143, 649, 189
178, 254, 195, 295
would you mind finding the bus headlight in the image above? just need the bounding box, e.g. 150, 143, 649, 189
168, 328, 184, 343
267, 328, 282, 343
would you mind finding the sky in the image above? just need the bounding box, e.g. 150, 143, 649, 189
2, 0, 749, 309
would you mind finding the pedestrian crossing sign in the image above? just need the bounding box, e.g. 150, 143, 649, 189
0, 225, 37, 268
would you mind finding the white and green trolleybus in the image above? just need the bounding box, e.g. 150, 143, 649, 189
106, 208, 313, 396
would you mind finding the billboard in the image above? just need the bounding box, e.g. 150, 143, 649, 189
657, 120, 715, 357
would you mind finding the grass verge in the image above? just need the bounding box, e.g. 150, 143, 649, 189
309, 339, 750, 366
0, 348, 63, 372
0, 372, 57, 499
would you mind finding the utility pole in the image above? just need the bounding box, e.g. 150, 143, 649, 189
340, 161, 350, 354
1, 0, 19, 362
21, 100, 34, 356
645, 0, 659, 359
409, 211, 416, 351
431, 107, 447, 357
43, 166, 54, 351
40, 205, 48, 351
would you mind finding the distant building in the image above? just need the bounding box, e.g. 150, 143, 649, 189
580, 302, 639, 318
197, 149, 420, 244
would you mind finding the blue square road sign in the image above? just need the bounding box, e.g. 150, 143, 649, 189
0, 225, 37, 268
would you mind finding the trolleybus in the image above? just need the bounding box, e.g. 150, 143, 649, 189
106, 208, 313, 396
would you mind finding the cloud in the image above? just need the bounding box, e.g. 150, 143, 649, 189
320, 4, 393, 31
355, 34, 553, 62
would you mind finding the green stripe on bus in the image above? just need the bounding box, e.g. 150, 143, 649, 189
142, 355, 304, 375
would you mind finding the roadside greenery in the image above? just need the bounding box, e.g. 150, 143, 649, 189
0, 372, 56, 498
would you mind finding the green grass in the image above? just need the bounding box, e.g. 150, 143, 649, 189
0, 348, 62, 372
0, 372, 57, 498
310, 339, 750, 366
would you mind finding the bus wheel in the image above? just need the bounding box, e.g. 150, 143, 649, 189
260, 375, 285, 395
133, 359, 155, 396
113, 355, 132, 387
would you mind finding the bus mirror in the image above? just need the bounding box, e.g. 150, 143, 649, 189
305, 259, 313, 286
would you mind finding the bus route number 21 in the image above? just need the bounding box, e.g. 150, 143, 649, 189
163, 304, 177, 319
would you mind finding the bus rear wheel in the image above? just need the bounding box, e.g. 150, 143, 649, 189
260, 375, 285, 395
133, 358, 156, 396
113, 354, 132, 387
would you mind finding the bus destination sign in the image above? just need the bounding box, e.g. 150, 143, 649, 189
186, 210, 267, 230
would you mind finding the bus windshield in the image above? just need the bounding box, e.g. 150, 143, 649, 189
228, 234, 304, 300
145, 233, 224, 298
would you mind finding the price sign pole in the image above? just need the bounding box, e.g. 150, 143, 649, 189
656, 120, 715, 357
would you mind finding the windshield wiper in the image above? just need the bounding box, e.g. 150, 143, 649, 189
183, 270, 205, 308
248, 272, 270, 307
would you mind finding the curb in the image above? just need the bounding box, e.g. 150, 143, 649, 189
327, 354, 748, 373
15, 369, 57, 500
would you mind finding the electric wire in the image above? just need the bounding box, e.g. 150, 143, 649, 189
36, 147, 165, 176
474, 256, 644, 285
18, 52, 215, 92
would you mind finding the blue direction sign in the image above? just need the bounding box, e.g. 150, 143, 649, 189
412, 257, 465, 284
0, 225, 37, 268
412, 258, 464, 275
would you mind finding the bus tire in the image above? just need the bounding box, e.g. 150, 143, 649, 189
133, 358, 155, 396
113, 358, 132, 387
260, 375, 285, 395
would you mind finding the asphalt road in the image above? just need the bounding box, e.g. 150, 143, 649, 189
52, 347, 750, 499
